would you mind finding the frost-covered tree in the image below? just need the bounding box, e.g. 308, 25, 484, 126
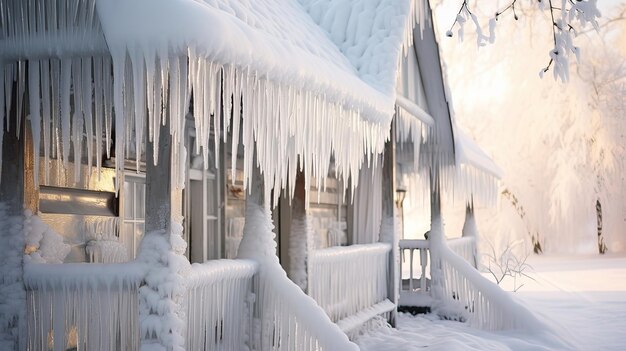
436, 2, 626, 255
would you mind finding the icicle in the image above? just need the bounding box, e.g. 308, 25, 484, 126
144, 51, 156, 144
112, 54, 126, 193
130, 51, 146, 173
28, 60, 41, 189
94, 57, 104, 177
82, 57, 94, 177
72, 58, 84, 181
3, 64, 13, 134
103, 57, 113, 158
40, 61, 51, 185
60, 59, 72, 167
51, 59, 61, 161
16, 61, 25, 138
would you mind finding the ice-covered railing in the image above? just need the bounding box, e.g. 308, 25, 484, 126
447, 236, 477, 268
433, 240, 541, 331
251, 265, 359, 351
399, 237, 476, 307
308, 243, 393, 331
23, 262, 144, 351
185, 259, 257, 350
399, 239, 431, 307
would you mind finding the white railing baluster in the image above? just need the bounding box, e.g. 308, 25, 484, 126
420, 248, 428, 292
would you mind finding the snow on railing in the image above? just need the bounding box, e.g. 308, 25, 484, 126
308, 243, 392, 323
252, 265, 359, 351
23, 262, 144, 351
435, 243, 541, 331
447, 236, 477, 268
185, 259, 257, 351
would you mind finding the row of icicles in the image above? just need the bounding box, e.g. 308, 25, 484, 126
0, 52, 390, 208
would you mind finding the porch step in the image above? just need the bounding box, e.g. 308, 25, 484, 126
336, 299, 396, 333
398, 291, 433, 316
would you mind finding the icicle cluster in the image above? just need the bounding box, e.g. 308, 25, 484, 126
453, 164, 500, 206
404, 0, 429, 51
1, 0, 396, 203
0, 0, 108, 60
0, 57, 115, 189
1, 50, 390, 203
395, 104, 427, 174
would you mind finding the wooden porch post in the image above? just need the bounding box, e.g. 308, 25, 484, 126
144, 123, 172, 234
428, 168, 444, 300
0, 86, 26, 350
380, 122, 398, 327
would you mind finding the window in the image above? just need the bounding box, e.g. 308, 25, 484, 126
122, 174, 145, 259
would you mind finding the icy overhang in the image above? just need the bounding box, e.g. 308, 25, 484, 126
0, 0, 108, 60
96, 0, 394, 126
453, 128, 502, 205
0, 0, 396, 206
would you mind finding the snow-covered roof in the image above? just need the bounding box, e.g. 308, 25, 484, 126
297, 0, 414, 100
96, 0, 395, 125
0, 0, 425, 202
453, 128, 502, 204
454, 130, 502, 180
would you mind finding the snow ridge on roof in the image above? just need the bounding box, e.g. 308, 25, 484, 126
297, 0, 413, 100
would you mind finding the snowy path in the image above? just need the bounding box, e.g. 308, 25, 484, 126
355, 254, 626, 351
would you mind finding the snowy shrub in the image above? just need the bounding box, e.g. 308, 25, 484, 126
23, 210, 70, 264
482, 238, 534, 292
0, 203, 25, 350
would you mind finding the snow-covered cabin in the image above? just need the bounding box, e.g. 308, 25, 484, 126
0, 0, 533, 350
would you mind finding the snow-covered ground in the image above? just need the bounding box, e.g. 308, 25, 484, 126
356, 254, 626, 350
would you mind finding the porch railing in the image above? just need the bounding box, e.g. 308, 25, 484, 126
398, 239, 431, 306
186, 259, 257, 350
399, 237, 477, 307
253, 265, 359, 351
437, 244, 540, 330
24, 257, 358, 351
447, 236, 477, 268
24, 263, 144, 351
308, 243, 393, 331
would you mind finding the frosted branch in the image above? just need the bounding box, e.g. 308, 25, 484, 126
447, 0, 601, 82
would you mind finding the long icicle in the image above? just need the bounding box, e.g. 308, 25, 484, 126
40, 60, 51, 185
27, 60, 40, 188
60, 59, 72, 167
